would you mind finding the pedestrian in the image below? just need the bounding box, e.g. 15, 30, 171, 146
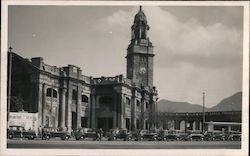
38, 125, 42, 138
99, 128, 103, 141
95, 129, 99, 141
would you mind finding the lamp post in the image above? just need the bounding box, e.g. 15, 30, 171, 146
7, 47, 13, 128
202, 92, 206, 133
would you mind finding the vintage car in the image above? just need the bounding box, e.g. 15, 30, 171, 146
165, 133, 179, 141
129, 129, 141, 141
140, 129, 157, 141
157, 130, 168, 141
107, 128, 131, 141
75, 128, 97, 140
186, 133, 204, 141
204, 131, 225, 141
226, 132, 241, 141
174, 130, 187, 141
42, 127, 70, 140
7, 125, 37, 140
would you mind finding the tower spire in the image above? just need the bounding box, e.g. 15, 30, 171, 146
140, 5, 142, 11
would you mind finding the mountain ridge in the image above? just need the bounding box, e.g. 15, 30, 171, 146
157, 92, 242, 113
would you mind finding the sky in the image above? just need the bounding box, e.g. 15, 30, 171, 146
8, 5, 243, 108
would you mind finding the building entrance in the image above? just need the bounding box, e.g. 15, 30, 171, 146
81, 117, 88, 127
97, 118, 113, 132
71, 112, 77, 131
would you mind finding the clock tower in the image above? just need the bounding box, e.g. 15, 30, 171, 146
126, 6, 154, 87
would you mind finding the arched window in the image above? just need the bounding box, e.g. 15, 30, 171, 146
126, 97, 130, 106
52, 89, 57, 98
81, 95, 88, 103
46, 88, 52, 97
72, 89, 77, 100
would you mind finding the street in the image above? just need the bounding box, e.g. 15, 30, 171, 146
7, 139, 241, 149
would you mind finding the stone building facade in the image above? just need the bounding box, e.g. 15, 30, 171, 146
8, 7, 158, 132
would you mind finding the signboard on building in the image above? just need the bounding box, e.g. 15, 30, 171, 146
9, 112, 38, 133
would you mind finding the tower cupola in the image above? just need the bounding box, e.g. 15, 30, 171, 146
126, 6, 154, 87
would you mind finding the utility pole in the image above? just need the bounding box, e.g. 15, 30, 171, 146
202, 92, 206, 133
7, 47, 13, 128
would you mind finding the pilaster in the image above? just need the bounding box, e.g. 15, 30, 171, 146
59, 87, 66, 128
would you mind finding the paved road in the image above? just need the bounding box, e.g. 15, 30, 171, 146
7, 139, 241, 149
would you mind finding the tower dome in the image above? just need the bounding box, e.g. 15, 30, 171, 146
134, 6, 147, 24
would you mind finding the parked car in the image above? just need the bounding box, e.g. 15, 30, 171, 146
107, 128, 131, 141
130, 129, 141, 141
42, 127, 70, 140
140, 129, 157, 141
225, 131, 241, 141
174, 130, 187, 141
204, 131, 225, 141
227, 133, 241, 141
157, 130, 168, 141
165, 132, 179, 141
7, 125, 37, 140
75, 128, 97, 140
186, 133, 204, 141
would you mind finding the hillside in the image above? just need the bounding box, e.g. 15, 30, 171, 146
208, 92, 242, 111
157, 92, 242, 113
157, 99, 208, 113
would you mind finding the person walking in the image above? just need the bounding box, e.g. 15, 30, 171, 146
95, 129, 99, 141
99, 128, 103, 141
38, 125, 42, 138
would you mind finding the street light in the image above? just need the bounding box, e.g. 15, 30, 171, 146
202, 92, 206, 133
7, 46, 13, 128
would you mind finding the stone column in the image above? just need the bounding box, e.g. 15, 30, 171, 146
77, 86, 82, 129
192, 121, 196, 130
37, 83, 44, 127
122, 94, 126, 129
42, 84, 46, 126
141, 99, 145, 129
59, 88, 66, 128
87, 95, 91, 128
113, 94, 117, 128
49, 86, 53, 127
199, 121, 202, 131
131, 94, 135, 131
116, 94, 122, 128
91, 94, 96, 128
66, 88, 72, 132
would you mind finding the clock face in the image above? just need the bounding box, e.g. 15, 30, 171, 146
139, 67, 147, 74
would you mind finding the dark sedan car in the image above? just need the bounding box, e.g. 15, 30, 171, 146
107, 128, 131, 141
8, 125, 37, 140
75, 128, 97, 140
186, 134, 204, 141
157, 130, 168, 141
175, 130, 187, 141
205, 131, 225, 141
227, 133, 241, 141
225, 131, 241, 141
165, 133, 179, 141
140, 130, 157, 141
42, 127, 70, 140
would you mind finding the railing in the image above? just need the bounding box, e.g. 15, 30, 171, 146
91, 75, 132, 86
43, 64, 60, 75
